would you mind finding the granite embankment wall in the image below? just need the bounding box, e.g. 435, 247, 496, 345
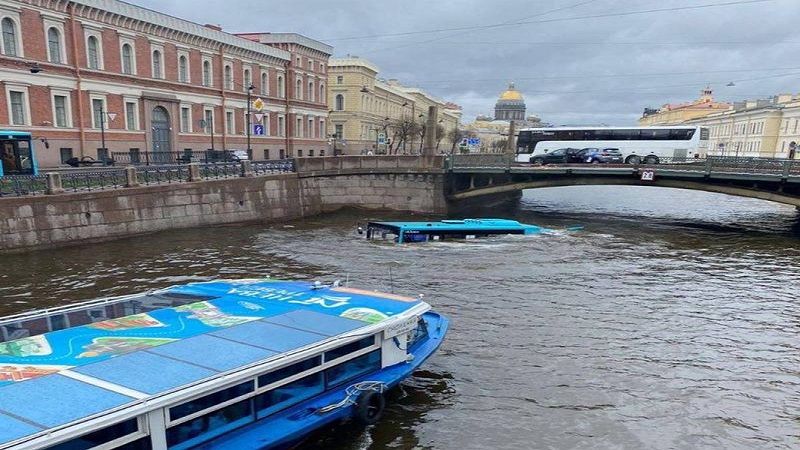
0, 156, 447, 252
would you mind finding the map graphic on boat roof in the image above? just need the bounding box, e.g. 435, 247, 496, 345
0, 279, 426, 446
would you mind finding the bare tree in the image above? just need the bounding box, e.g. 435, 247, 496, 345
435, 124, 446, 152
447, 127, 465, 154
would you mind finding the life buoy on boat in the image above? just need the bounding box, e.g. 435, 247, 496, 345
354, 390, 385, 425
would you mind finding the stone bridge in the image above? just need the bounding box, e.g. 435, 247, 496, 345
3, 154, 800, 251
446, 154, 800, 208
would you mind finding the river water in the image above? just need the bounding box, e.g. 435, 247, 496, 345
2, 186, 799, 450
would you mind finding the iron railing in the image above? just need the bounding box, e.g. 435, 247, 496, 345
111, 150, 245, 166
253, 159, 295, 174
60, 170, 126, 192
138, 165, 191, 185
200, 163, 241, 179
0, 175, 47, 196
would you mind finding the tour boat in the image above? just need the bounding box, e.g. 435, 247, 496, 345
361, 218, 553, 243
0, 279, 448, 450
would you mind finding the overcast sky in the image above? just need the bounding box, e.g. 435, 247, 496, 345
132, 0, 798, 126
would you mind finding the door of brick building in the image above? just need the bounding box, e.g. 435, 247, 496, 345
151, 106, 172, 153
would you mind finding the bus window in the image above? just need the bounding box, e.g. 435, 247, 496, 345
17, 139, 32, 171
1, 142, 17, 173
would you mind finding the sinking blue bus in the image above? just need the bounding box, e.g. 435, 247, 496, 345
0, 131, 38, 177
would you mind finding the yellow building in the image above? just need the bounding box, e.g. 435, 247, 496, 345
639, 87, 731, 126
328, 57, 460, 154
686, 94, 800, 158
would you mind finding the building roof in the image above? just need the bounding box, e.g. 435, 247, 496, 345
0, 279, 425, 447
237, 32, 333, 55
74, 0, 290, 61
498, 82, 524, 101
329, 56, 380, 74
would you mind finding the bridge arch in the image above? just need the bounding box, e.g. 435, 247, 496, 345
449, 176, 800, 208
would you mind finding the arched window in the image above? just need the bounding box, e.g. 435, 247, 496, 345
224, 65, 232, 89
260, 72, 268, 95
308, 81, 314, 102
243, 69, 251, 91
47, 28, 61, 63
121, 43, 133, 74
178, 55, 188, 82
295, 78, 302, 99
319, 84, 325, 103
335, 94, 344, 111
87, 35, 100, 69
1, 18, 17, 56
277, 76, 284, 98
202, 60, 211, 86
152, 50, 162, 78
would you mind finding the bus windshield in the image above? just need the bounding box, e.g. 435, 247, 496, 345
0, 132, 37, 176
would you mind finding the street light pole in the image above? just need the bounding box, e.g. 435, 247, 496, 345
100, 106, 106, 154
246, 84, 254, 158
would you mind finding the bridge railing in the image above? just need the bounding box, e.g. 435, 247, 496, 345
446, 153, 800, 176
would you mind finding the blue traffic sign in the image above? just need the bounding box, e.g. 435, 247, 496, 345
253, 124, 265, 136
467, 138, 480, 146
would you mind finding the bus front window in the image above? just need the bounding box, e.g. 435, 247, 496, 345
17, 140, 32, 171
1, 142, 18, 174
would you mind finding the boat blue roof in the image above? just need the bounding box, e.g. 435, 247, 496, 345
369, 218, 547, 232
0, 280, 424, 447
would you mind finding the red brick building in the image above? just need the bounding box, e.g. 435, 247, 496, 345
0, 0, 332, 168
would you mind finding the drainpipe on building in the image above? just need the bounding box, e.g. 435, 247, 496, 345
68, 4, 86, 158
219, 47, 227, 152
284, 59, 291, 156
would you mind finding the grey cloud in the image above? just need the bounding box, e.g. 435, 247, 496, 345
135, 0, 798, 125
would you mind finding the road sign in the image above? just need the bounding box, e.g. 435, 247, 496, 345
467, 137, 480, 146
640, 169, 655, 181
253, 124, 265, 136
377, 132, 386, 145
252, 98, 264, 112
254, 113, 264, 123
106, 112, 117, 122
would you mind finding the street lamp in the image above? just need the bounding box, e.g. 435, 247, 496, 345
98, 106, 117, 158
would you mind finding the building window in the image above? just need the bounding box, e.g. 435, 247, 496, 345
336, 76, 343, 85
180, 107, 191, 133
295, 78, 302, 99
47, 28, 62, 63
203, 60, 212, 86
178, 55, 188, 82
224, 65, 233, 90
86, 35, 100, 69
121, 43, 134, 74
226, 111, 234, 134
152, 50, 163, 78
308, 81, 314, 102
260, 72, 268, 95
9, 90, 26, 125
335, 94, 344, 111
277, 76, 285, 98
1, 18, 18, 57
278, 116, 285, 137
334, 124, 343, 139
53, 95, 68, 127
320, 119, 325, 138
124, 101, 137, 130
297, 149, 303, 157
59, 148, 73, 163
309, 149, 314, 157
244, 69, 251, 91
296, 117, 302, 137
204, 109, 214, 134
319, 84, 325, 102
91, 98, 105, 129
308, 118, 314, 138
263, 149, 270, 159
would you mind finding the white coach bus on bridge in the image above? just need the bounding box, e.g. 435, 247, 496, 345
515, 126, 710, 164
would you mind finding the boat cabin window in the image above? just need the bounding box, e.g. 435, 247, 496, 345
44, 417, 149, 450
323, 336, 376, 362
169, 380, 254, 421
325, 349, 382, 389
254, 372, 325, 419
257, 355, 321, 388
166, 399, 253, 450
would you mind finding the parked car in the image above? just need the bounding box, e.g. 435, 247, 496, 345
530, 148, 581, 165
580, 148, 624, 164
